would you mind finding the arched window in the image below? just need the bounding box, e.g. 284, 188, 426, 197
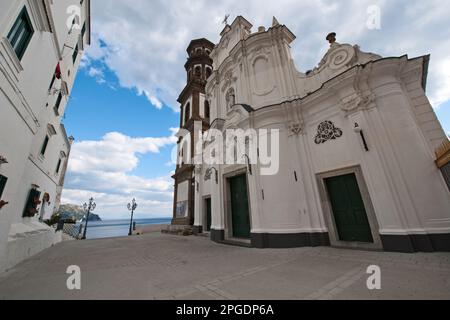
194, 66, 201, 78
226, 88, 236, 110
204, 101, 210, 119
206, 67, 212, 79
184, 103, 191, 124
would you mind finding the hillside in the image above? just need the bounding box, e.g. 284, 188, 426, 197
57, 204, 102, 222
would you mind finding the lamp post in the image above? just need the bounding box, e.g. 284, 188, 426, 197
127, 198, 137, 236
82, 197, 96, 240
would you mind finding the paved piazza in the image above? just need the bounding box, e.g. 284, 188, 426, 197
0, 233, 449, 300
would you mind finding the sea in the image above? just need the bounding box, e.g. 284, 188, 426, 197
74, 218, 171, 240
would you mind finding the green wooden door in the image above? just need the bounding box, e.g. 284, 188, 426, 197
325, 173, 374, 243
230, 174, 251, 239
205, 198, 212, 232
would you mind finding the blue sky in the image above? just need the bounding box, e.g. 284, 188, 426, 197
61, 0, 450, 220
63, 64, 178, 179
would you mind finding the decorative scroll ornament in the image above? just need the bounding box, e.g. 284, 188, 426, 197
327, 45, 355, 70
314, 121, 343, 144
340, 92, 376, 114
288, 122, 304, 136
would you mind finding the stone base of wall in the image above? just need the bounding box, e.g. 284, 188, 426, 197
209, 230, 330, 249
210, 229, 225, 243
5, 218, 62, 271
206, 228, 450, 253
192, 225, 203, 235
251, 232, 331, 249
381, 234, 450, 253
161, 225, 193, 236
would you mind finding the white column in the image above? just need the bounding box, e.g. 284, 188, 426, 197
193, 166, 203, 230
211, 167, 224, 231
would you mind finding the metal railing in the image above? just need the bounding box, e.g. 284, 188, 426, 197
56, 221, 82, 239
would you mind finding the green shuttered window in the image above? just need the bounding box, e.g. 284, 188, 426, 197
7, 7, 34, 61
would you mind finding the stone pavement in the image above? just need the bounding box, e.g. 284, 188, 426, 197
0, 232, 449, 300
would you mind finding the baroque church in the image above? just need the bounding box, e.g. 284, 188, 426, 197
171, 16, 450, 253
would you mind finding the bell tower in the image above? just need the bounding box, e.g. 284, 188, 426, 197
172, 38, 214, 227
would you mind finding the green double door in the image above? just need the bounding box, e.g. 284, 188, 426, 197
229, 174, 251, 239
325, 173, 374, 243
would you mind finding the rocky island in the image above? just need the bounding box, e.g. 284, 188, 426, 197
58, 204, 102, 222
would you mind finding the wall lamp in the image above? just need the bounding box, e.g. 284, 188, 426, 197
0, 156, 8, 166
354, 123, 369, 152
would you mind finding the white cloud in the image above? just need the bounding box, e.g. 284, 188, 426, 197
68, 131, 176, 173
87, 66, 106, 84
428, 58, 450, 107
83, 0, 450, 110
88, 66, 103, 78
62, 131, 177, 219
146, 93, 163, 110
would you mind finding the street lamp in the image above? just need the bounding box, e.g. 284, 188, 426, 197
127, 198, 138, 236
82, 197, 96, 240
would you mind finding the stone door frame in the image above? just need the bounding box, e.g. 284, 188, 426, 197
223, 167, 252, 244
316, 165, 383, 251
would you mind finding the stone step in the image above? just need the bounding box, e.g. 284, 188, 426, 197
195, 232, 210, 238
217, 239, 252, 248
161, 225, 193, 236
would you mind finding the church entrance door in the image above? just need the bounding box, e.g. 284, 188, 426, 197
325, 173, 374, 243
229, 174, 251, 239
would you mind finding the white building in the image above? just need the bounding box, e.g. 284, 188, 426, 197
186, 16, 450, 252
0, 0, 90, 272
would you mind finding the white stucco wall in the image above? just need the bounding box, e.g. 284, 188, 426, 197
177, 181, 189, 203
195, 16, 450, 248
0, 0, 90, 273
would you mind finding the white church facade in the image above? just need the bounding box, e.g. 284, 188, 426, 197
173, 16, 450, 253
0, 0, 90, 272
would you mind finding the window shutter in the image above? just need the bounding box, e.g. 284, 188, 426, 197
0, 175, 8, 198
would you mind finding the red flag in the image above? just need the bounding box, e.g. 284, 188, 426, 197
55, 63, 61, 79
